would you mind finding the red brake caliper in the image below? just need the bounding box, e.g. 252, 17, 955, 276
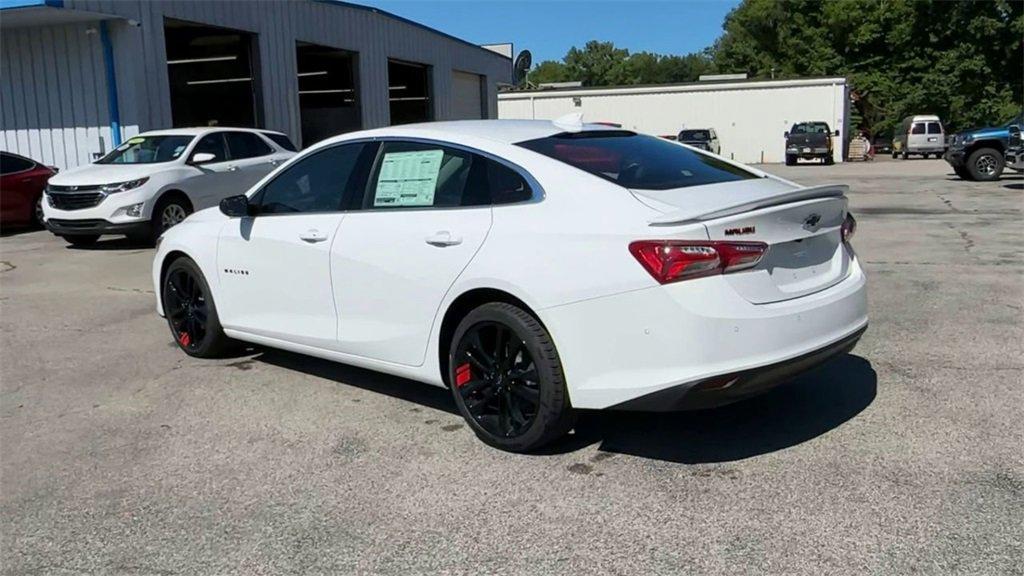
455, 363, 472, 388
178, 331, 191, 347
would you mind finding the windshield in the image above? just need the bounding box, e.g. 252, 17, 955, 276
96, 135, 194, 164
517, 131, 756, 191
679, 130, 710, 141
791, 123, 831, 135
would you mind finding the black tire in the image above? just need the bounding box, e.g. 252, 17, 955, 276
953, 166, 972, 180
448, 302, 575, 452
891, 150, 898, 159
64, 235, 99, 247
901, 150, 909, 160
32, 194, 45, 228
147, 195, 193, 244
785, 154, 796, 166
161, 257, 233, 358
966, 147, 1004, 182
824, 155, 835, 165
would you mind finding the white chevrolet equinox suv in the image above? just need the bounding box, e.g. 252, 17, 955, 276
43, 127, 295, 246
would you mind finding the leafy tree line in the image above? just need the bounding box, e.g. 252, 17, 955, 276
526, 0, 1023, 137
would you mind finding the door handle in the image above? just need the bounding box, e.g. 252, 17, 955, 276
268, 159, 281, 166
227, 165, 240, 172
425, 231, 462, 247
299, 229, 328, 243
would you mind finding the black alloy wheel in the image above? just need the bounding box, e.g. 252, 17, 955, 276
449, 302, 575, 452
164, 266, 208, 353
162, 258, 232, 358
453, 321, 541, 439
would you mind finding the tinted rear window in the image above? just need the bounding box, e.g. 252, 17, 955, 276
679, 130, 710, 141
791, 123, 831, 134
517, 131, 755, 190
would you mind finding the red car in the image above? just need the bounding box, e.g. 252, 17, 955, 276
1, 151, 55, 228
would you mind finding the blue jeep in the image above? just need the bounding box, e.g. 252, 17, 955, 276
945, 114, 1023, 181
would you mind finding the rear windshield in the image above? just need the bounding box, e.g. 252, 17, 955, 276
517, 131, 756, 190
679, 130, 710, 141
791, 122, 831, 134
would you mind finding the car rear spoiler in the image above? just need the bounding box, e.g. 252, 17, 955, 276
648, 184, 849, 226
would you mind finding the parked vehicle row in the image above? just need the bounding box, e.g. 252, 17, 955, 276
152, 119, 868, 452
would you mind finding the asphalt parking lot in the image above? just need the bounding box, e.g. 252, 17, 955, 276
1, 158, 1021, 575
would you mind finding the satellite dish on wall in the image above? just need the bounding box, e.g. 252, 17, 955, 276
513, 50, 532, 86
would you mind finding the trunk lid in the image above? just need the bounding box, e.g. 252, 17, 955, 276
632, 179, 851, 304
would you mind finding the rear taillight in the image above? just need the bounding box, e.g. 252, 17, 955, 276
629, 240, 768, 284
841, 213, 856, 244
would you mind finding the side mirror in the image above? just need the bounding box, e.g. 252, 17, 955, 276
834, 130, 841, 136
191, 152, 217, 165
783, 132, 790, 138
1010, 125, 1021, 138
220, 194, 254, 218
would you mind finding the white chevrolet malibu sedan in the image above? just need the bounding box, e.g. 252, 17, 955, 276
152, 119, 868, 452
43, 127, 295, 246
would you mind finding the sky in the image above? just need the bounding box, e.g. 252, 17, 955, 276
353, 0, 741, 64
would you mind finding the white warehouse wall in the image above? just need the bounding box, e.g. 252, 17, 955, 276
499, 78, 849, 164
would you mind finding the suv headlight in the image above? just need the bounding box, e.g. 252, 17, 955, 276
101, 177, 149, 193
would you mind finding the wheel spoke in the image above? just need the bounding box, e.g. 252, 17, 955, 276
509, 384, 540, 407
469, 332, 495, 369
465, 385, 499, 415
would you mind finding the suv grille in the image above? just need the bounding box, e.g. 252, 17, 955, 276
47, 186, 105, 210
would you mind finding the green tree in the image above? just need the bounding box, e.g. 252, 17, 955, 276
712, 0, 1024, 135
528, 41, 716, 87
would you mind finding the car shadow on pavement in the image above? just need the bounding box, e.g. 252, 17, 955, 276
257, 347, 876, 464
64, 237, 153, 250
255, 348, 459, 415
560, 354, 877, 464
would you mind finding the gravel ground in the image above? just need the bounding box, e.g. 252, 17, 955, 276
1, 157, 1022, 575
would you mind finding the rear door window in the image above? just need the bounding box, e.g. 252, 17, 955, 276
517, 131, 755, 190
911, 123, 927, 135
225, 132, 274, 160
927, 122, 942, 134
366, 141, 490, 208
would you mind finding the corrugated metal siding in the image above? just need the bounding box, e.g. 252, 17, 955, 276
70, 0, 510, 140
499, 81, 849, 164
1, 0, 510, 168
0, 22, 118, 167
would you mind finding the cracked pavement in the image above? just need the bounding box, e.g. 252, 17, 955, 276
1, 158, 1022, 575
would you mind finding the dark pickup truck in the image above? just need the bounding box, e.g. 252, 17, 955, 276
945, 114, 1023, 181
785, 122, 839, 165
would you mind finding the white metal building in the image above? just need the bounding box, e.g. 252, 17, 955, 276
0, 0, 511, 170
498, 77, 850, 164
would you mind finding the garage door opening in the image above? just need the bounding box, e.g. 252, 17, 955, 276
451, 70, 485, 119
165, 18, 261, 128
297, 42, 360, 146
388, 59, 431, 125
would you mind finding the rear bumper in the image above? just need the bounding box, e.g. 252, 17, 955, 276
612, 325, 865, 411
787, 147, 830, 156
46, 218, 149, 237
540, 257, 869, 409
